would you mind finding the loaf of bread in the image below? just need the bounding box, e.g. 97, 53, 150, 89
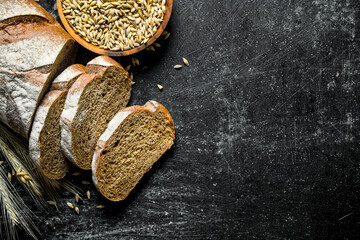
60, 56, 132, 170
29, 65, 85, 179
0, 0, 78, 138
92, 101, 175, 201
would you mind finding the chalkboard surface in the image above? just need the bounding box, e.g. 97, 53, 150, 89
5, 0, 360, 239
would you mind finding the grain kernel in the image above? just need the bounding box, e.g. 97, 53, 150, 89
183, 58, 189, 66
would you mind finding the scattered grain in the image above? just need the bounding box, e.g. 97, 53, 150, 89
81, 181, 90, 185
96, 205, 105, 209
47, 201, 56, 206
174, 65, 182, 69
131, 57, 136, 66
164, 32, 171, 39
157, 84, 163, 90
67, 202, 74, 209
72, 172, 81, 176
135, 58, 140, 66
75, 207, 80, 214
75, 194, 80, 203
7, 172, 11, 181
183, 58, 189, 66
86, 190, 91, 199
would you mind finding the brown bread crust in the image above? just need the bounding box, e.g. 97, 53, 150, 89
0, 0, 78, 138
29, 64, 85, 179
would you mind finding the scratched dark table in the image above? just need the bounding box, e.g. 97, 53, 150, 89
9, 0, 360, 239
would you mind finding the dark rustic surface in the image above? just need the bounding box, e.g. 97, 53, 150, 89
4, 0, 360, 239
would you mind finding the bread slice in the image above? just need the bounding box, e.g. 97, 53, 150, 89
0, 0, 78, 138
29, 64, 85, 179
92, 101, 175, 201
60, 56, 132, 170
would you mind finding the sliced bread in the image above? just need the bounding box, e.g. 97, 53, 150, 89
92, 101, 175, 201
29, 64, 85, 179
0, 0, 78, 138
60, 56, 132, 170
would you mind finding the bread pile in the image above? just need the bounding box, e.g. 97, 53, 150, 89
0, 0, 175, 201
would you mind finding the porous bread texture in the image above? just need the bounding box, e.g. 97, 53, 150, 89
29, 64, 85, 179
0, 0, 78, 138
92, 101, 175, 201
60, 56, 132, 170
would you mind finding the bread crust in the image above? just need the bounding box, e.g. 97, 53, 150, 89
0, 0, 54, 23
28, 90, 66, 177
29, 64, 85, 179
92, 100, 175, 201
60, 56, 130, 169
0, 0, 78, 138
51, 64, 85, 91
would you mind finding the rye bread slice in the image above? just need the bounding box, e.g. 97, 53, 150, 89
92, 101, 175, 201
29, 64, 85, 179
0, 0, 78, 138
60, 56, 132, 170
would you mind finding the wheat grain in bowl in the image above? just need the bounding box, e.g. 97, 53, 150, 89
61, 0, 166, 51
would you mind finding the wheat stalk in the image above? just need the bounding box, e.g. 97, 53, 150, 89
0, 163, 38, 240
0, 137, 43, 206
0, 123, 80, 205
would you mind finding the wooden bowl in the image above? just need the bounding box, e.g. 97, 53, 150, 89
57, 0, 173, 57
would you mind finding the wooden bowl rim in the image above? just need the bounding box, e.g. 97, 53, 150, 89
57, 0, 173, 57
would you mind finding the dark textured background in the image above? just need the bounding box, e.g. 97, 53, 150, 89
5, 0, 360, 239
